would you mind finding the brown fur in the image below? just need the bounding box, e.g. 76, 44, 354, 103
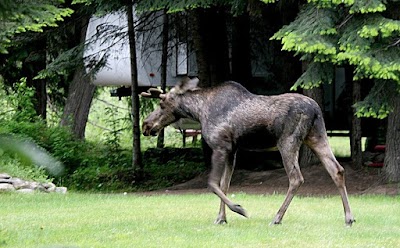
142, 77, 355, 226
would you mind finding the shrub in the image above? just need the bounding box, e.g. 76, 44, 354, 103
0, 119, 132, 190
0, 153, 50, 183
139, 148, 206, 191
0, 82, 206, 192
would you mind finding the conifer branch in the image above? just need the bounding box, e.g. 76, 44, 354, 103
388, 38, 400, 48
337, 14, 353, 30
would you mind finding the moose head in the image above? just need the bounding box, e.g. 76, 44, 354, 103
141, 77, 200, 136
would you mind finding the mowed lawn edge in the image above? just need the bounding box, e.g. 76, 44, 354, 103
0, 193, 399, 248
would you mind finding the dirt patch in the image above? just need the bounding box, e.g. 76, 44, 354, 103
152, 163, 399, 196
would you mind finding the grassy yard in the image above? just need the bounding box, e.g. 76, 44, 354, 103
328, 136, 367, 158
0, 193, 399, 248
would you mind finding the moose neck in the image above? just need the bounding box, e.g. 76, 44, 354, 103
176, 90, 207, 122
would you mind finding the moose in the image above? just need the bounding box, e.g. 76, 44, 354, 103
141, 77, 355, 226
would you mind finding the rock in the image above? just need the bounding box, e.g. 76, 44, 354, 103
0, 173, 11, 179
0, 178, 13, 184
11, 178, 29, 189
0, 183, 15, 191
32, 182, 47, 192
23, 181, 41, 191
0, 172, 67, 194
42, 182, 56, 192
16, 188, 35, 194
55, 187, 68, 194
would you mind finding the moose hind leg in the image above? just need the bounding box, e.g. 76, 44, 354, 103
306, 135, 355, 226
272, 143, 304, 225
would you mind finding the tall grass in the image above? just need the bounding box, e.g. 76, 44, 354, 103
1, 193, 399, 248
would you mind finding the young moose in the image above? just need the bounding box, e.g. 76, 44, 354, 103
141, 77, 355, 226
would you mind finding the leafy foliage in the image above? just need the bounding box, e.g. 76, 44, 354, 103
353, 80, 398, 118
0, 78, 38, 122
140, 148, 206, 190
135, 0, 276, 14
136, 0, 226, 12
0, 82, 205, 191
290, 62, 334, 90
271, 5, 339, 59
0, 0, 73, 53
271, 0, 400, 118
0, 152, 52, 183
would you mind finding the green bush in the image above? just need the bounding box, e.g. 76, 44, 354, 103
0, 118, 208, 192
0, 83, 206, 192
0, 118, 132, 190
0, 153, 50, 183
139, 148, 206, 191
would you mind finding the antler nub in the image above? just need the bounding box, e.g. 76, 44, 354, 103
140, 88, 164, 98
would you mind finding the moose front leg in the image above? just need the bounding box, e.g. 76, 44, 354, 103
214, 152, 237, 224
209, 149, 247, 222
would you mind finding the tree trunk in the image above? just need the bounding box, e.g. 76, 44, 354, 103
300, 61, 324, 168
126, 2, 143, 175
60, 68, 95, 139
231, 12, 252, 84
22, 36, 47, 119
60, 15, 94, 139
351, 79, 362, 168
189, 7, 230, 87
300, 86, 324, 167
157, 10, 169, 148
189, 10, 209, 87
383, 93, 400, 182
382, 1, 400, 182
189, 7, 230, 167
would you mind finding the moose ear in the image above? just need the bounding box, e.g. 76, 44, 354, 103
175, 77, 200, 94
187, 77, 199, 89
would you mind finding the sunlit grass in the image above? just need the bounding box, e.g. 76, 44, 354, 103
328, 136, 367, 158
0, 193, 399, 247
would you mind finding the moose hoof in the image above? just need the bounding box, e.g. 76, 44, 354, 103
230, 204, 248, 218
214, 218, 227, 225
270, 215, 282, 226
269, 220, 282, 226
346, 218, 356, 227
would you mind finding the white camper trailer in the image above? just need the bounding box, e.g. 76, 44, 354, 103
84, 11, 200, 139
84, 10, 196, 88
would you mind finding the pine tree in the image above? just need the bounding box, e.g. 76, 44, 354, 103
0, 0, 73, 54
272, 0, 400, 181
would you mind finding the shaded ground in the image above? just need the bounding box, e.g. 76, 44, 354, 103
152, 163, 399, 196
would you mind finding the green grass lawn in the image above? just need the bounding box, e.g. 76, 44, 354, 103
1, 193, 399, 248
